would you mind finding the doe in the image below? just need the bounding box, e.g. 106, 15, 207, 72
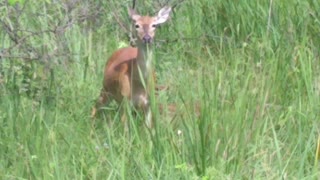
91, 6, 172, 129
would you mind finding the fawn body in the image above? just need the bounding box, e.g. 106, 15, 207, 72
91, 6, 172, 128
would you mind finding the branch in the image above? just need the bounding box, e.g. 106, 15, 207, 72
172, 0, 186, 10
132, 0, 136, 9
112, 11, 130, 34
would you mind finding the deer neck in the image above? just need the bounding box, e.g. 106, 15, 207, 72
136, 42, 153, 81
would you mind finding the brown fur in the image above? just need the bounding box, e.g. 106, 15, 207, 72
91, 7, 172, 129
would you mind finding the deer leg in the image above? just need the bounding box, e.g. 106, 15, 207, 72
145, 105, 152, 128
137, 94, 152, 128
91, 89, 111, 118
119, 65, 131, 132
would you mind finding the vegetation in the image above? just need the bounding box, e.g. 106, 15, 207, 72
0, 0, 319, 179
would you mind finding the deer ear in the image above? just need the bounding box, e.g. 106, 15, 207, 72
128, 8, 141, 21
155, 6, 171, 25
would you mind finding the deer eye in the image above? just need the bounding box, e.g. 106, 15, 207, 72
151, 24, 157, 28
135, 24, 140, 28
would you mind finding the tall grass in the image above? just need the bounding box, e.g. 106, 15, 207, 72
0, 0, 319, 179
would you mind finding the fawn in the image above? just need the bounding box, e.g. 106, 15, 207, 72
91, 6, 172, 129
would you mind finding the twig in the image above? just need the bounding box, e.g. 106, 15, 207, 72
132, 0, 136, 9
172, 0, 186, 10
112, 11, 130, 34
156, 33, 229, 44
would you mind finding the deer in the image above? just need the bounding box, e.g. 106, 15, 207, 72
91, 6, 172, 129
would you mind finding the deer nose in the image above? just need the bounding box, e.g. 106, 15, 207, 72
143, 35, 152, 43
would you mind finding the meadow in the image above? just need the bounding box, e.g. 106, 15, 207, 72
0, 0, 319, 179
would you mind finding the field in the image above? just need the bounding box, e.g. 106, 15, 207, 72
0, 0, 320, 179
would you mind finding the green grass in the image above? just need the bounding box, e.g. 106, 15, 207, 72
1, 0, 320, 179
